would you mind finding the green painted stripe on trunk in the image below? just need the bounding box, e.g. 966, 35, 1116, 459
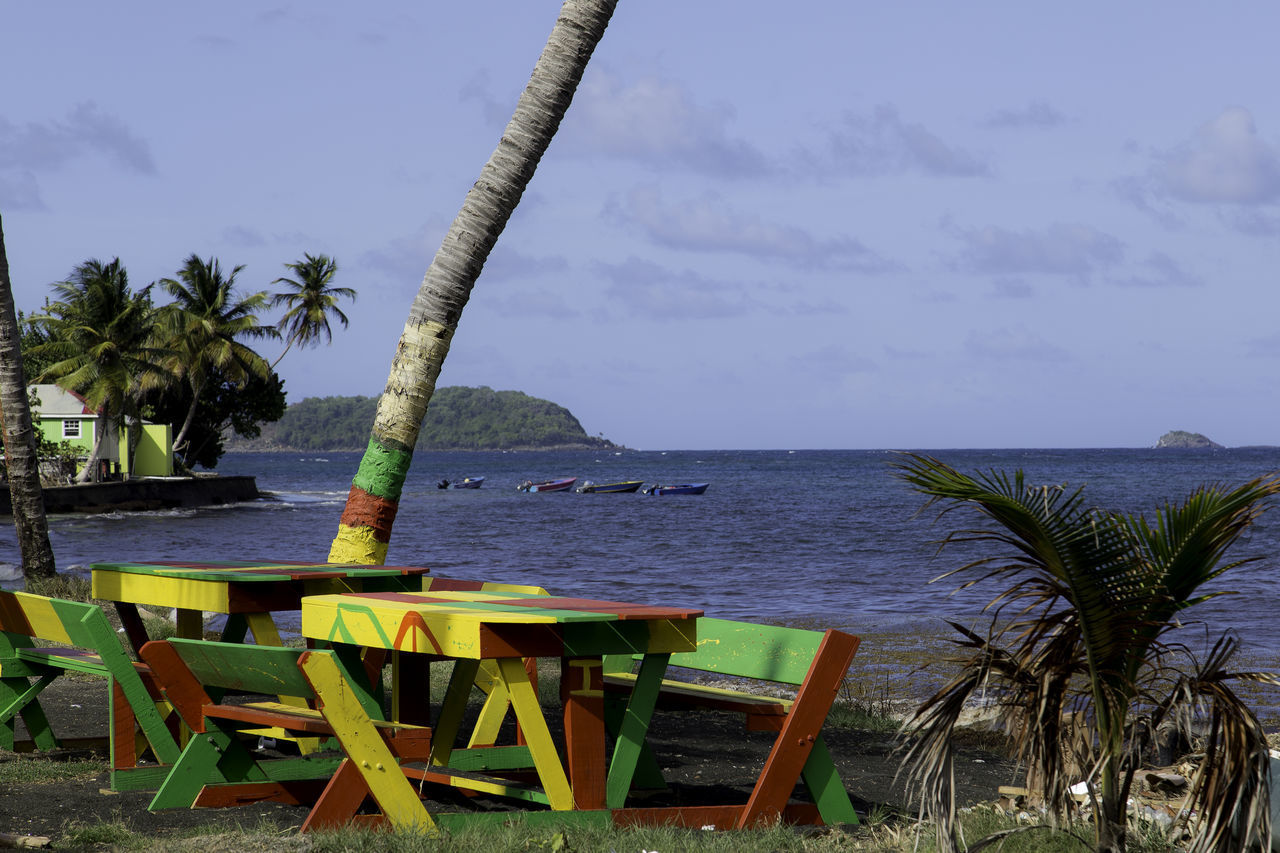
352, 437, 412, 502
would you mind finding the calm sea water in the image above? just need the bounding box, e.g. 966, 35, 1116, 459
22, 447, 1280, 654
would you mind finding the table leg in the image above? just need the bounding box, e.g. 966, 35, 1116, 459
175, 609, 203, 640
496, 657, 573, 810
606, 651, 669, 807
428, 658, 480, 767
562, 656, 606, 810
113, 603, 150, 656
243, 612, 283, 646
391, 652, 433, 727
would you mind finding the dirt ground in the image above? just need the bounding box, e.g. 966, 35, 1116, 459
0, 679, 1021, 846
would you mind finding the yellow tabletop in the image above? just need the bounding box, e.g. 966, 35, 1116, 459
91, 559, 433, 651
301, 588, 701, 659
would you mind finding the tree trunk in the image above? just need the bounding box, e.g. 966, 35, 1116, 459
329, 0, 619, 564
75, 419, 107, 484
171, 378, 205, 462
0, 215, 57, 579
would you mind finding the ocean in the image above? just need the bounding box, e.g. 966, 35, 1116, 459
23, 446, 1280, 657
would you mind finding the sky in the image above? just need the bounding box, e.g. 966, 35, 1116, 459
4, 3, 1280, 451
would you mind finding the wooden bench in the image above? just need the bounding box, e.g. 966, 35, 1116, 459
0, 590, 181, 790
140, 638, 441, 830
602, 617, 861, 829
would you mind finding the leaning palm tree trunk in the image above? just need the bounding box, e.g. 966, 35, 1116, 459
0, 215, 56, 579
330, 0, 618, 563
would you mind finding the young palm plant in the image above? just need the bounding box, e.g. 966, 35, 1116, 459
895, 454, 1280, 853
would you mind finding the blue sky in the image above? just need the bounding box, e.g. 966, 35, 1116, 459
5, 3, 1280, 450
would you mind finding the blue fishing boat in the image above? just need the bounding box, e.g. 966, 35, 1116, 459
437, 476, 485, 489
642, 483, 709, 496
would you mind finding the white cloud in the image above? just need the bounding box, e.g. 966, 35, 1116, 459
0, 103, 155, 175
594, 256, 753, 320
1156, 107, 1280, 204
1109, 252, 1203, 289
948, 222, 1124, 278
0, 171, 43, 211
965, 325, 1071, 362
818, 104, 989, 178
982, 101, 1068, 130
567, 70, 773, 177
612, 186, 895, 272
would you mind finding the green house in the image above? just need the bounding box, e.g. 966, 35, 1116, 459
30, 384, 173, 479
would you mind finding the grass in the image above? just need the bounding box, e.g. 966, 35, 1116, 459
44, 808, 1186, 853
0, 754, 102, 784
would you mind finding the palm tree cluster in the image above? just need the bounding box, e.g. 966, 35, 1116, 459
895, 454, 1280, 853
23, 252, 354, 478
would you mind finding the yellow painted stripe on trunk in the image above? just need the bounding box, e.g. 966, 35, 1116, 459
328, 524, 390, 565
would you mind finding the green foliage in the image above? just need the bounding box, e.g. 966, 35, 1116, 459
271, 253, 355, 363
141, 369, 287, 469
25, 573, 92, 601
245, 387, 617, 451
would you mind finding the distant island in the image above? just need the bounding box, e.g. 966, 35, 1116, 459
227, 387, 620, 452
1155, 430, 1224, 449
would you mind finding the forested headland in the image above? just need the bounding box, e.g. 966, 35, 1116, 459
229, 386, 619, 452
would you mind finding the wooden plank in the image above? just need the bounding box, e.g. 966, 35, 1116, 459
606, 652, 668, 807
497, 656, 573, 811
738, 629, 859, 828
299, 649, 435, 830
93, 572, 232, 613
428, 658, 479, 767
561, 657, 605, 810
300, 760, 373, 832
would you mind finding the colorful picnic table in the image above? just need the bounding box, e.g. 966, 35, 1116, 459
300, 588, 702, 815
90, 560, 434, 654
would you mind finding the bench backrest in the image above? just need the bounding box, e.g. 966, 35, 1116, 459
0, 589, 183, 769
422, 577, 549, 597
0, 590, 114, 653
158, 637, 317, 698
605, 617, 835, 686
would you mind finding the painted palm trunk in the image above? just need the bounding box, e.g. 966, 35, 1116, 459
329, 0, 618, 564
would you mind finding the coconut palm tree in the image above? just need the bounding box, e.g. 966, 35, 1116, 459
0, 215, 56, 578
157, 254, 275, 463
329, 0, 619, 564
895, 454, 1280, 853
27, 259, 166, 483
269, 253, 355, 369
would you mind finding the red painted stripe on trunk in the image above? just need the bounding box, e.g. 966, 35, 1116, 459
337, 485, 398, 542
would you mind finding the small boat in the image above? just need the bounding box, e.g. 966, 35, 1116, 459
437, 476, 485, 489
577, 480, 644, 494
642, 483, 709, 496
516, 477, 577, 493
